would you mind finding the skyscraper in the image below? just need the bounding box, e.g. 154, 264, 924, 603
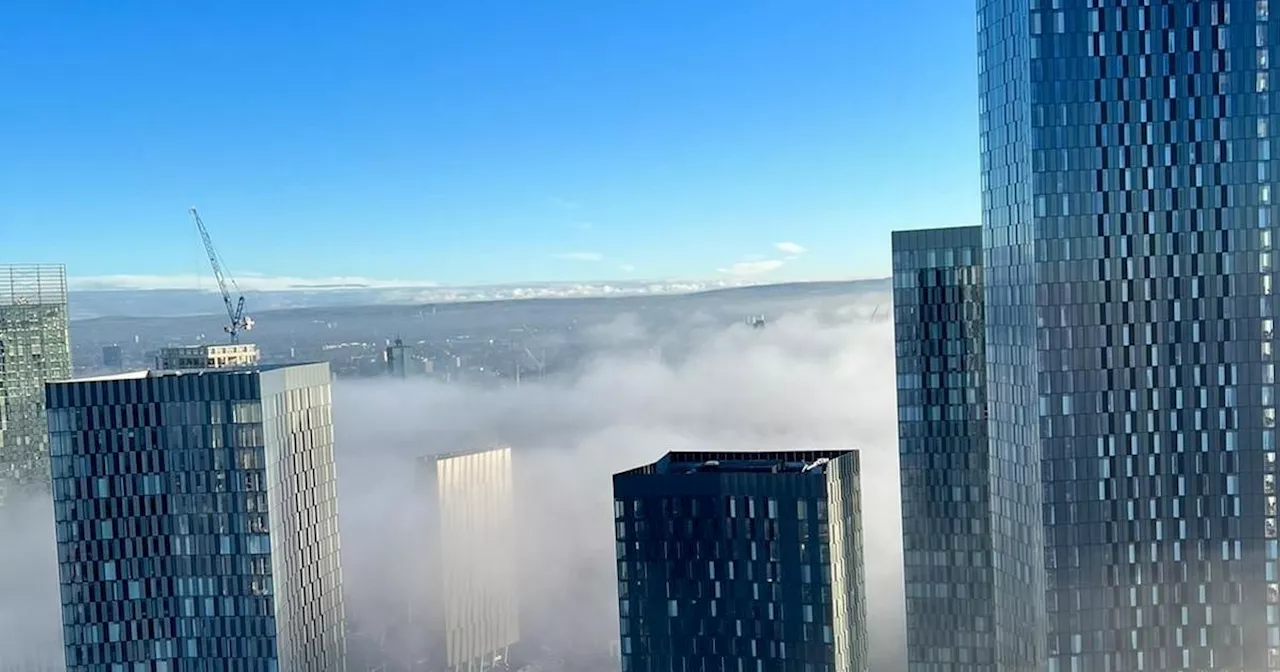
413, 445, 520, 672
102, 345, 124, 371
385, 338, 411, 379
974, 1, 1277, 670
0, 264, 72, 499
892, 226, 1017, 671
45, 362, 346, 671
612, 450, 868, 672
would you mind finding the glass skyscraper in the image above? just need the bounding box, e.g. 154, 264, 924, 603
45, 363, 346, 672
892, 226, 1036, 672
613, 450, 868, 672
0, 264, 71, 501
970, 1, 1280, 670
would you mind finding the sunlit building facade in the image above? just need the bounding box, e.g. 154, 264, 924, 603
0, 264, 72, 499
612, 450, 868, 672
46, 363, 346, 671
977, 1, 1280, 670
414, 445, 520, 672
892, 226, 1020, 672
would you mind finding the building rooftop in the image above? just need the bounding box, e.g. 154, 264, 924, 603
53, 362, 318, 385
890, 225, 982, 246
421, 444, 511, 463
159, 343, 257, 351
617, 449, 855, 478
0, 263, 67, 306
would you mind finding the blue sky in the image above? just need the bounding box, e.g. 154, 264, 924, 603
0, 1, 978, 289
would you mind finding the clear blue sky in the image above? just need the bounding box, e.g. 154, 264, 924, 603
0, 1, 979, 288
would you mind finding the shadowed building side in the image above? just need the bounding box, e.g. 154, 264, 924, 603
893, 226, 1022, 671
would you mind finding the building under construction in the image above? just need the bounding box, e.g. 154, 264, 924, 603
0, 264, 71, 500
155, 342, 260, 369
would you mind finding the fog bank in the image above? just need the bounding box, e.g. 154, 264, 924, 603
335, 310, 905, 670
0, 307, 905, 671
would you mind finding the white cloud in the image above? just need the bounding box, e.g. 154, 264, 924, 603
65, 279, 789, 320
619, 263, 637, 273
571, 221, 594, 232
554, 252, 605, 262
69, 274, 439, 292
549, 196, 583, 211
717, 259, 786, 276
774, 241, 807, 256
715, 242, 808, 278
330, 310, 904, 669
0, 306, 905, 670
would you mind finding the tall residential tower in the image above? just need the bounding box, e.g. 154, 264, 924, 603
412, 445, 521, 672
892, 226, 1017, 671
0, 264, 71, 498
613, 450, 868, 672
46, 363, 346, 671
973, 1, 1278, 670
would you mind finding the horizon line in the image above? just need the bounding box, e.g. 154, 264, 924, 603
66, 274, 890, 294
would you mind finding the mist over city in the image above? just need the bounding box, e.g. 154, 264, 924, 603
9, 0, 1276, 670
0, 289, 905, 671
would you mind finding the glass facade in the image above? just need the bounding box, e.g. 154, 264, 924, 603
612, 451, 868, 672
0, 264, 71, 503
977, 1, 1280, 670
892, 226, 1016, 672
45, 363, 346, 672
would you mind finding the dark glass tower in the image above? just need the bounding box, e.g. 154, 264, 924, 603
977, 1, 1279, 670
613, 450, 867, 672
892, 226, 1016, 672
45, 363, 347, 672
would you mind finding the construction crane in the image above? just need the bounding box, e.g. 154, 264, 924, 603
190, 207, 254, 343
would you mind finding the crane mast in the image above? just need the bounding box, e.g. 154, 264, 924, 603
189, 207, 253, 343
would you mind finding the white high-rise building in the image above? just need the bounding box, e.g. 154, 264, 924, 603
415, 446, 520, 672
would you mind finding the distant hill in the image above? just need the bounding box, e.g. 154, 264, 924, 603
68, 278, 890, 321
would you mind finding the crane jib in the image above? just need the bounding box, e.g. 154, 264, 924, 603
189, 207, 253, 344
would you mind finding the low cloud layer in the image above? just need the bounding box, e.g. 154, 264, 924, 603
336, 309, 904, 669
68, 273, 443, 292
0, 307, 905, 671
0, 494, 63, 669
